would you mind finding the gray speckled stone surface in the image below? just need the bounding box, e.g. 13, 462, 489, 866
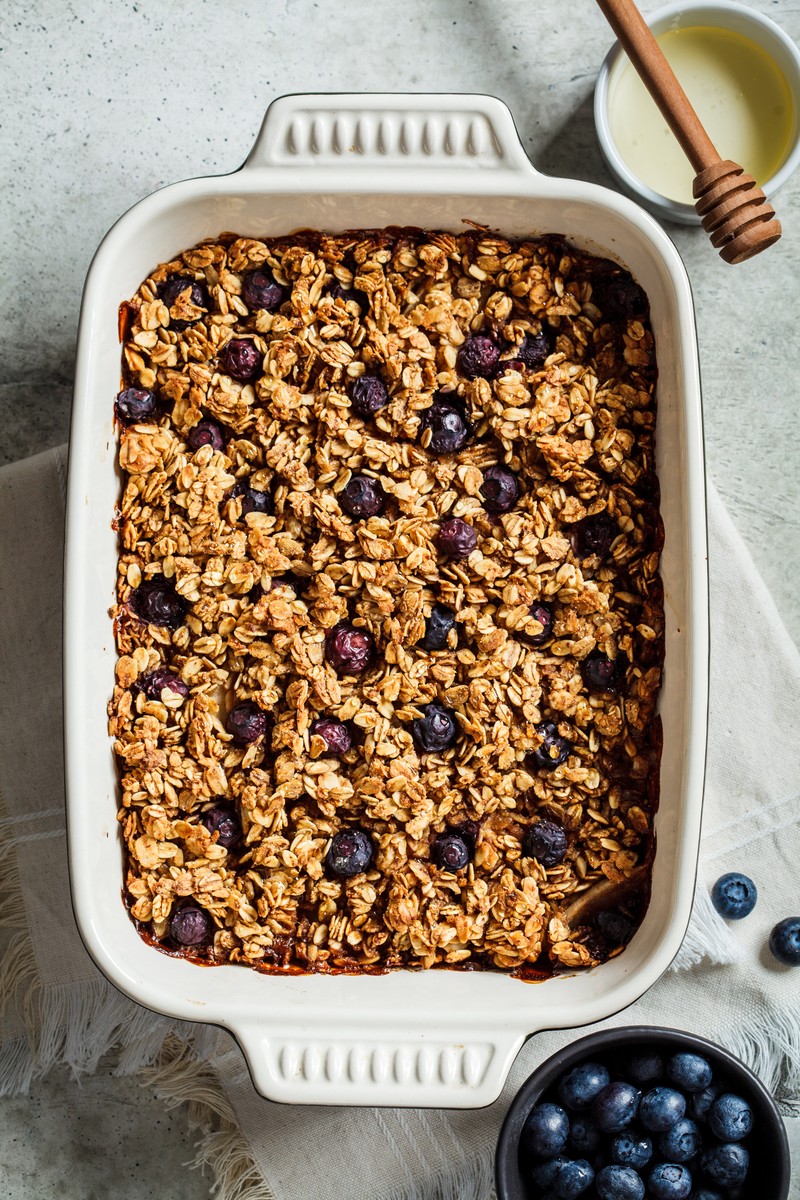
2, 0, 799, 1196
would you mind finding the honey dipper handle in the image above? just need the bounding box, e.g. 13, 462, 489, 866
595, 0, 719, 172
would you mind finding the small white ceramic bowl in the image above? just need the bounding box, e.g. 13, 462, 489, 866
594, 0, 800, 225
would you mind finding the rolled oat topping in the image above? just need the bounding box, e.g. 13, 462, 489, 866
110, 230, 663, 975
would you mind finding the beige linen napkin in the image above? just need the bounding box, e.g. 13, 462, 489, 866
1, 445, 798, 1200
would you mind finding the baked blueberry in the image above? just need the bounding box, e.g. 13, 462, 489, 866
517, 329, 553, 370
480, 465, 519, 514
595, 910, 635, 945
700, 1142, 749, 1187
330, 281, 367, 308
647, 1163, 692, 1200
161, 274, 207, 310
310, 716, 353, 756
711, 872, 757, 920
659, 1117, 701, 1163
567, 1115, 601, 1156
455, 820, 480, 851
411, 701, 458, 755
531, 722, 571, 770
325, 828, 374, 877
596, 1164, 645, 1200
129, 577, 186, 629
349, 375, 388, 417
769, 916, 800, 965
639, 1088, 686, 1132
523, 818, 568, 868
575, 513, 618, 560
438, 517, 477, 559
521, 1102, 570, 1159
325, 623, 375, 676
433, 833, 471, 871
626, 1052, 664, 1086
169, 903, 212, 946
611, 1132, 653, 1169
708, 1094, 753, 1142
520, 601, 554, 647
187, 419, 225, 452
226, 701, 269, 745
239, 486, 272, 517
241, 268, 284, 311
582, 652, 620, 692
200, 805, 241, 849
557, 1062, 610, 1110
420, 399, 471, 455
458, 335, 500, 379
420, 603, 456, 651
592, 1082, 641, 1133
115, 387, 158, 424
219, 337, 261, 382
137, 668, 189, 701
667, 1053, 713, 1093
592, 270, 648, 322
339, 474, 385, 519
552, 1158, 594, 1199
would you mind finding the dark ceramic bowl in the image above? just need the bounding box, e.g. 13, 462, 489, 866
495, 1025, 791, 1200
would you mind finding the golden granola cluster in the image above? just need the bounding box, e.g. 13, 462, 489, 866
110, 229, 663, 976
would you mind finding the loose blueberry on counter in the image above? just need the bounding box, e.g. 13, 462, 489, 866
324, 623, 375, 676
647, 1162, 693, 1200
411, 701, 459, 755
349, 374, 388, 417
700, 1143, 749, 1187
187, 419, 225, 452
552, 1158, 594, 1199
523, 818, 568, 868
438, 517, 477, 559
690, 1082, 722, 1121
169, 903, 212, 946
531, 722, 571, 770
419, 603, 456, 651
574, 513, 618, 560
592, 1081, 641, 1133
219, 337, 262, 382
419, 398, 471, 455
325, 828, 374, 877
339, 474, 385, 519
639, 1087, 687, 1132
457, 335, 500, 379
433, 833, 471, 871
199, 805, 241, 849
519, 601, 554, 647
611, 1132, 653, 1169
129, 577, 187, 629
115, 387, 158, 424
666, 1053, 713, 1093
137, 668, 189, 701
659, 1117, 702, 1163
557, 1061, 610, 1110
521, 1102, 570, 1158
480, 465, 519, 514
310, 716, 353, 757
225, 701, 269, 745
710, 872, 757, 920
708, 1094, 753, 1142
581, 652, 620, 692
769, 916, 800, 965
596, 1164, 645, 1200
241, 268, 284, 312
626, 1051, 664, 1086
160, 275, 208, 327
595, 910, 635, 945
567, 1114, 601, 1156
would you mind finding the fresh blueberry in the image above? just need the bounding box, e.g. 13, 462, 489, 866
595, 910, 635, 945
226, 701, 269, 745
567, 1115, 601, 1156
169, 903, 212, 946
219, 338, 261, 382
339, 474, 385, 519
349, 375, 388, 417
458, 335, 500, 379
557, 1062, 610, 1110
199, 805, 241, 849
640, 1088, 687, 1132
690, 1190, 723, 1200
241, 268, 284, 311
325, 828, 374, 877
129, 577, 187, 629
160, 275, 208, 326
611, 1132, 653, 1169
411, 701, 458, 755
667, 1053, 713, 1094
480, 465, 519, 514
595, 1164, 645, 1200
115, 387, 158, 424
528, 1157, 567, 1191
420, 603, 456, 651
591, 270, 648, 321
700, 1143, 749, 1187
659, 1118, 702, 1163
626, 1052, 664, 1086
647, 1163, 693, 1200
438, 517, 477, 559
582, 652, 620, 692
520, 601, 554, 647
137, 668, 189, 701
310, 716, 353, 756
552, 1158, 594, 1199
574, 514, 618, 560
769, 916, 800, 966
592, 1082, 641, 1133
708, 1094, 753, 1142
690, 1082, 722, 1122
531, 722, 571, 770
523, 819, 568, 868
433, 833, 471, 871
324, 623, 375, 676
420, 399, 471, 455
187, 419, 225, 452
520, 1102, 570, 1159
710, 872, 757, 920
516, 329, 553, 370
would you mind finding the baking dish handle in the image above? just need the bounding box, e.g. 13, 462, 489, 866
243, 92, 538, 177
231, 1020, 526, 1107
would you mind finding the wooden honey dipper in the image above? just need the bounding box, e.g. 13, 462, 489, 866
595, 0, 782, 263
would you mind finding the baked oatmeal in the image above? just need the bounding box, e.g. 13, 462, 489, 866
109, 230, 664, 976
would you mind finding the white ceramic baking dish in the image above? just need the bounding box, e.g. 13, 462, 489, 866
65, 93, 708, 1108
